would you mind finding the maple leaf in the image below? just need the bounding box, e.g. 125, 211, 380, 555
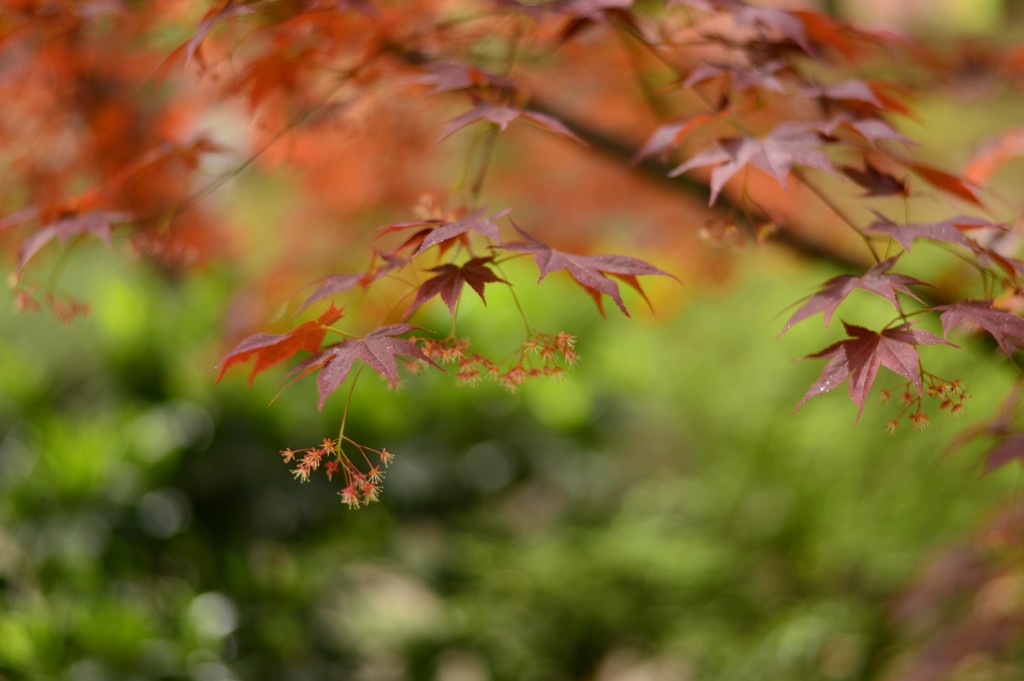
670, 123, 836, 205
406, 63, 513, 95
379, 208, 510, 256
933, 300, 1024, 356
839, 160, 908, 197
287, 324, 441, 409
818, 115, 912, 148
963, 125, 1024, 185
176, 2, 255, 68
801, 80, 910, 117
779, 257, 926, 335
438, 103, 585, 145
545, 0, 635, 19
681, 61, 788, 94
801, 80, 883, 108
404, 257, 507, 319
631, 107, 734, 166
17, 210, 134, 273
865, 213, 998, 252
297, 252, 404, 313
0, 207, 40, 234
795, 321, 954, 418
216, 304, 345, 385
696, 1, 813, 53
983, 434, 1024, 473
500, 0, 648, 41
503, 225, 679, 316
902, 160, 983, 207
791, 9, 888, 61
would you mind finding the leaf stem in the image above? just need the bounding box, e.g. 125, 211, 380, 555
492, 261, 532, 334
336, 364, 365, 458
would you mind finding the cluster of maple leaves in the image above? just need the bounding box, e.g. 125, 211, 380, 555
6, 0, 1024, 493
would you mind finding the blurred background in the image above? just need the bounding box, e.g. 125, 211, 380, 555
5, 1, 1024, 680
2, 245, 1023, 681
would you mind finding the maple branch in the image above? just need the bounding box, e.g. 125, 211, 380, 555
384, 45, 860, 268
524, 96, 867, 272
467, 126, 500, 207
793, 169, 881, 264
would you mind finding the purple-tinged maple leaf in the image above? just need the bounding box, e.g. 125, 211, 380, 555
438, 103, 585, 145
779, 257, 926, 335
669, 122, 836, 205
933, 300, 1024, 356
689, 1, 812, 53
406, 63, 513, 95
17, 210, 134, 273
795, 321, 954, 418
631, 108, 731, 166
818, 115, 912, 148
297, 253, 404, 314
839, 160, 908, 197
377, 208, 510, 256
682, 60, 788, 93
497, 0, 633, 18
801, 80, 910, 117
404, 257, 507, 319
945, 386, 1024, 474
865, 213, 998, 253
801, 80, 883, 109
0, 207, 39, 234
504, 225, 679, 316
289, 324, 442, 409
983, 434, 1024, 473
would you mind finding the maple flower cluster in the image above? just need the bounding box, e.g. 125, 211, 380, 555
12, 281, 91, 325
880, 375, 969, 434
280, 437, 394, 509
417, 331, 577, 392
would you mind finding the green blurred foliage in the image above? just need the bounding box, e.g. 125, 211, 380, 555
1, 243, 1019, 681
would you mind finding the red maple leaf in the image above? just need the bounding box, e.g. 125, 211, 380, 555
17, 210, 134, 273
933, 300, 1024, 356
963, 125, 1024, 185
791, 9, 890, 60
438, 103, 585, 145
216, 304, 345, 385
287, 324, 442, 409
404, 257, 507, 319
503, 225, 679, 316
377, 208, 510, 256
901, 160, 983, 207
866, 213, 998, 252
780, 257, 926, 335
795, 321, 954, 418
670, 122, 836, 205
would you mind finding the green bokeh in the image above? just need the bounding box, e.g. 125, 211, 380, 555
1, 242, 1019, 680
